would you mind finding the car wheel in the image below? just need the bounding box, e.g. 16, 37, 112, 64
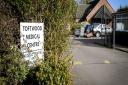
95, 32, 100, 37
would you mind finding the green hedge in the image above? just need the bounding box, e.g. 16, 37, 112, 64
0, 0, 76, 85
0, 47, 28, 85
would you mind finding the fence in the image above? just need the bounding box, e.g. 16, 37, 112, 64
113, 11, 128, 51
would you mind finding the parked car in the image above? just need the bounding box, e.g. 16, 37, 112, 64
74, 29, 80, 37
93, 24, 112, 37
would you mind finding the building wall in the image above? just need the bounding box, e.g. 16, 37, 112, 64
114, 12, 128, 47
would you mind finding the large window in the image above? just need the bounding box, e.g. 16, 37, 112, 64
116, 13, 128, 31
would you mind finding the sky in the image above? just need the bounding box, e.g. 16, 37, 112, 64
108, 0, 128, 10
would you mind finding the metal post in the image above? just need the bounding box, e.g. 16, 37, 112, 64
113, 14, 116, 49
103, 5, 106, 46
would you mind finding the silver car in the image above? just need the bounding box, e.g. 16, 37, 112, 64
93, 24, 112, 37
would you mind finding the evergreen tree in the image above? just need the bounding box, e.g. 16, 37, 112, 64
117, 5, 128, 12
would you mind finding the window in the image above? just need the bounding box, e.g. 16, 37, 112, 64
122, 19, 128, 30
116, 13, 128, 31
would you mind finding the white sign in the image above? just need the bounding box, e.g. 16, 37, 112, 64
20, 22, 44, 63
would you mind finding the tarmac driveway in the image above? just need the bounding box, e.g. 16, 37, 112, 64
72, 37, 128, 85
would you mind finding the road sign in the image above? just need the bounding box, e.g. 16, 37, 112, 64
20, 22, 44, 64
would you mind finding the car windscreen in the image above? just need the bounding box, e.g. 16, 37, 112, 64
93, 24, 99, 28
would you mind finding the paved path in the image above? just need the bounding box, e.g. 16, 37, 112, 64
72, 37, 128, 85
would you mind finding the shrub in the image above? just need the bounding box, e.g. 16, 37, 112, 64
0, 46, 29, 85
71, 23, 81, 35
23, 55, 72, 85
0, 0, 76, 84
23, 0, 76, 84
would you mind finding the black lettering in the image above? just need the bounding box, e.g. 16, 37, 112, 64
23, 26, 42, 31
23, 26, 27, 31
26, 34, 40, 39
27, 42, 40, 48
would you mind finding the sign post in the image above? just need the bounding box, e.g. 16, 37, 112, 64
20, 22, 44, 65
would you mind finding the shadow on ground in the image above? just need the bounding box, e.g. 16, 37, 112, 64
72, 37, 105, 48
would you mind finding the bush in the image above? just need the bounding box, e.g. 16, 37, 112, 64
0, 47, 28, 85
0, 1, 28, 84
23, 0, 76, 84
0, 0, 76, 85
23, 55, 72, 85
71, 23, 81, 35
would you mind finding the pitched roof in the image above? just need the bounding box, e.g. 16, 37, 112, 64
76, 0, 114, 22
94, 6, 112, 19
76, 4, 90, 19
88, 0, 100, 4
86, 0, 114, 21
76, 0, 100, 21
